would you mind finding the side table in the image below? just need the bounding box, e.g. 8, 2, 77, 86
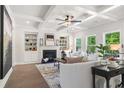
92, 64, 124, 88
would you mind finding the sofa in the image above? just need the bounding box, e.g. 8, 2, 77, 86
60, 60, 100, 88
60, 59, 121, 88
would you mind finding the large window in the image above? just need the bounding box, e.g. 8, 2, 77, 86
76, 38, 81, 51
87, 35, 96, 53
105, 32, 120, 44
105, 32, 120, 57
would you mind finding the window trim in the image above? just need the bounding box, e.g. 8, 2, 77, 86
86, 34, 96, 53
103, 30, 121, 57
103, 30, 121, 45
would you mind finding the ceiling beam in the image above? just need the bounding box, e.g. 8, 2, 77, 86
56, 5, 121, 32
14, 13, 44, 23
75, 5, 120, 26
101, 5, 121, 14
79, 6, 118, 21
42, 5, 56, 20
38, 5, 57, 29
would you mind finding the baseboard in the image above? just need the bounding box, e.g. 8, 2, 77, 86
0, 67, 13, 88
14, 62, 41, 65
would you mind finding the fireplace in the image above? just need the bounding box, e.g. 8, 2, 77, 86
42, 50, 57, 63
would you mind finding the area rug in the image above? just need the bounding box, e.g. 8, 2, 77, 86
36, 63, 61, 88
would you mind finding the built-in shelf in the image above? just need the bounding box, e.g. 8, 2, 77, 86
59, 36, 68, 50
25, 33, 37, 51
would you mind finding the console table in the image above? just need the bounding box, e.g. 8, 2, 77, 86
54, 58, 66, 69
92, 64, 124, 88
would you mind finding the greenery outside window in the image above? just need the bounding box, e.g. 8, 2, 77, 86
76, 38, 81, 51
105, 32, 120, 44
105, 32, 120, 57
87, 35, 96, 53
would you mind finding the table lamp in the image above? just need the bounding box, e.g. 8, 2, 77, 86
110, 44, 120, 57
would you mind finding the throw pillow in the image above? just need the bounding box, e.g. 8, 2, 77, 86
65, 57, 83, 64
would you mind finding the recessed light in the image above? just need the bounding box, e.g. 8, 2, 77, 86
26, 21, 30, 24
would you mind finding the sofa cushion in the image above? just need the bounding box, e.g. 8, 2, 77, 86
65, 57, 84, 64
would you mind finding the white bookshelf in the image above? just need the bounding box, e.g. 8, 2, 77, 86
59, 36, 68, 50
25, 33, 37, 51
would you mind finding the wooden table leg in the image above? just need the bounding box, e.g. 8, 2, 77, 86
122, 74, 124, 87
106, 78, 110, 88
92, 68, 96, 88
92, 73, 95, 88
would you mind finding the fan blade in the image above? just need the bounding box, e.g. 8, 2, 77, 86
58, 22, 66, 25
56, 18, 65, 21
56, 25, 67, 31
71, 20, 82, 22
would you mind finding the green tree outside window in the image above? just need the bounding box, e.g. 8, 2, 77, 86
87, 36, 96, 53
105, 32, 120, 44
76, 38, 81, 51
105, 32, 120, 57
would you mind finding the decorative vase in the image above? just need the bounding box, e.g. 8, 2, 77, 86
108, 61, 119, 68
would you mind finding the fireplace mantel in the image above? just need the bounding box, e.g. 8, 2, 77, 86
38, 46, 61, 61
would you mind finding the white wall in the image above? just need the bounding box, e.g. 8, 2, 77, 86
13, 25, 39, 65
85, 20, 124, 45
74, 19, 124, 54
85, 19, 124, 52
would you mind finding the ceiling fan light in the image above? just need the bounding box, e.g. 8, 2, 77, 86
64, 22, 71, 26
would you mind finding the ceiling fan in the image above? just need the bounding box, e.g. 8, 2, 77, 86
56, 15, 82, 26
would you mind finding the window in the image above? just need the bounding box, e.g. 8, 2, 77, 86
105, 32, 120, 57
87, 35, 96, 53
76, 38, 81, 51
105, 32, 120, 44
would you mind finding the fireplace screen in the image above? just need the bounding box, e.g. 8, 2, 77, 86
42, 50, 57, 63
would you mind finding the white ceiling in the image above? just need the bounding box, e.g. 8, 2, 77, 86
10, 5, 51, 18
9, 5, 124, 31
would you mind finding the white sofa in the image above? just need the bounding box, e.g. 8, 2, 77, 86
60, 61, 99, 88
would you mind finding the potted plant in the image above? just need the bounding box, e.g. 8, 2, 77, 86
96, 44, 110, 60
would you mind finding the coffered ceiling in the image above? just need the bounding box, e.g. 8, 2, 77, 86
9, 5, 124, 31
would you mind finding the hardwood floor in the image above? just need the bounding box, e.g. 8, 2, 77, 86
5, 64, 49, 88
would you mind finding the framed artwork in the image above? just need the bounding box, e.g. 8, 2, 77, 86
0, 5, 12, 79
45, 33, 55, 46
